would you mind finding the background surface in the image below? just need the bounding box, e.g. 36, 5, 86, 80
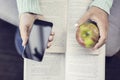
0, 19, 23, 80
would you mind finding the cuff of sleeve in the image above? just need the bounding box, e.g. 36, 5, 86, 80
17, 0, 42, 15
89, 0, 113, 14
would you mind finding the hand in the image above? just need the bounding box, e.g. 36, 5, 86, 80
76, 6, 109, 50
19, 13, 54, 48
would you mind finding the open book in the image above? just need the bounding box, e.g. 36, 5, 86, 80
24, 0, 105, 80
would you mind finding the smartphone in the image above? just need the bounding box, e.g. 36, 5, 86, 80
20, 19, 53, 62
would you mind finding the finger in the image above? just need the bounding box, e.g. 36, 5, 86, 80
48, 31, 55, 41
19, 20, 33, 47
19, 25, 30, 47
20, 23, 30, 47
50, 31, 55, 36
22, 36, 29, 47
92, 21, 107, 50
93, 27, 107, 50
75, 12, 90, 27
93, 37, 106, 50
48, 35, 54, 42
47, 42, 52, 48
19, 13, 37, 47
90, 14, 108, 49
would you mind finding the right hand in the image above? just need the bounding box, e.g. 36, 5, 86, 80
76, 6, 109, 50
19, 13, 54, 48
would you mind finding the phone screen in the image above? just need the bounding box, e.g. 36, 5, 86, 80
22, 19, 53, 62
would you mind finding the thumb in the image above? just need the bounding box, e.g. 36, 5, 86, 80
19, 25, 30, 47
75, 12, 90, 27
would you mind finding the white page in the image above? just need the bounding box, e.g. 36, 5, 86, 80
24, 53, 65, 80
65, 47, 105, 80
65, 0, 105, 80
24, 1, 66, 80
39, 0, 67, 53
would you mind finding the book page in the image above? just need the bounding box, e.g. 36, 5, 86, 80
65, 48, 105, 80
24, 53, 65, 80
24, 1, 66, 80
66, 0, 105, 80
39, 0, 67, 53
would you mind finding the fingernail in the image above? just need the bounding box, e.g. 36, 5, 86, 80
49, 36, 53, 41
50, 32, 54, 36
48, 43, 50, 47
75, 23, 79, 27
23, 46, 26, 49
22, 43, 25, 48
47, 43, 51, 48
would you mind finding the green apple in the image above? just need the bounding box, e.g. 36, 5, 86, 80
76, 21, 99, 48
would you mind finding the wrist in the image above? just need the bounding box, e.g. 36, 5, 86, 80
89, 6, 108, 16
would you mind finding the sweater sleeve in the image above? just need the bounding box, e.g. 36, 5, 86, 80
89, 0, 113, 14
16, 0, 42, 15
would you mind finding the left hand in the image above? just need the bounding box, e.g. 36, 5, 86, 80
76, 6, 109, 50
19, 13, 54, 48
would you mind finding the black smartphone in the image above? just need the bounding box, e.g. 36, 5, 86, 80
18, 19, 53, 62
